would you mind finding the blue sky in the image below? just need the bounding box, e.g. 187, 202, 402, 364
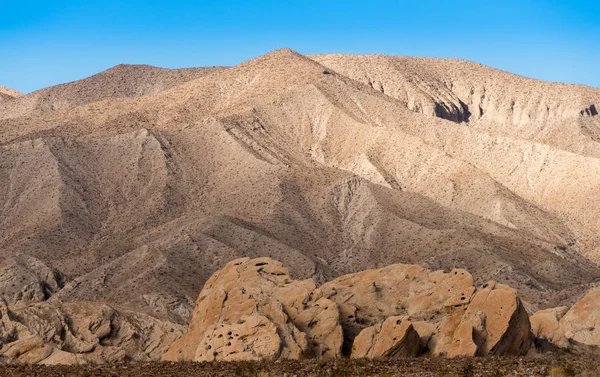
1, 0, 599, 93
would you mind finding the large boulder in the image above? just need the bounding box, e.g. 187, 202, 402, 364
528, 287, 600, 352
313, 264, 475, 353
163, 257, 343, 362
439, 281, 531, 356
530, 306, 570, 349
559, 287, 600, 347
195, 314, 284, 362
293, 298, 344, 359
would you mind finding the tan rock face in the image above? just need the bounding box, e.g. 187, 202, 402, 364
462, 282, 530, 356
530, 306, 570, 348
294, 298, 344, 359
195, 315, 283, 362
166, 257, 532, 361
351, 316, 421, 358
163, 257, 340, 362
0, 299, 182, 365
313, 264, 475, 352
559, 287, 600, 347
432, 281, 532, 357
314, 265, 530, 357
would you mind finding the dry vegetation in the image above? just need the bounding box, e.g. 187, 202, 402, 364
2, 356, 599, 377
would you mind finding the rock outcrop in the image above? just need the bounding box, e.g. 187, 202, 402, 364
530, 306, 570, 349
163, 257, 343, 362
530, 287, 600, 352
351, 316, 421, 358
165, 257, 532, 362
558, 287, 600, 348
0, 299, 182, 364
314, 265, 531, 358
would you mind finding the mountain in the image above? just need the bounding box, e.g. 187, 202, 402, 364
0, 64, 226, 120
0, 49, 599, 330
0, 85, 23, 102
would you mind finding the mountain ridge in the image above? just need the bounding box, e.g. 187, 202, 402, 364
0, 48, 599, 329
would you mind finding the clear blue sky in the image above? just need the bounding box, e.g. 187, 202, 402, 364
1, 0, 599, 93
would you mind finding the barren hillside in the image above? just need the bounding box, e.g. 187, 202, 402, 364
0, 64, 226, 120
1, 49, 599, 330
0, 85, 22, 102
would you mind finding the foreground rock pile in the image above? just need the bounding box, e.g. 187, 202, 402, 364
163, 257, 532, 361
2, 257, 600, 364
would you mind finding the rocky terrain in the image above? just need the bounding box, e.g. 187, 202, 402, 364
1, 49, 600, 371
163, 257, 533, 362
0, 86, 22, 102
1, 257, 599, 374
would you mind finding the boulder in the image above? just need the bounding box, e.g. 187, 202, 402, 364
530, 306, 570, 349
351, 316, 421, 358
294, 298, 344, 359
165, 258, 533, 362
559, 287, 600, 347
456, 281, 530, 356
195, 314, 283, 362
314, 265, 530, 357
313, 264, 475, 353
163, 257, 331, 362
444, 310, 487, 357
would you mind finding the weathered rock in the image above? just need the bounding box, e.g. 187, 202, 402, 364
412, 321, 437, 350
0, 300, 183, 364
313, 264, 529, 357
530, 306, 570, 349
461, 282, 530, 356
559, 287, 600, 347
294, 298, 343, 359
39, 349, 84, 365
163, 257, 320, 361
351, 316, 421, 358
444, 310, 487, 357
166, 258, 533, 361
196, 315, 283, 362
313, 264, 475, 353
431, 281, 532, 357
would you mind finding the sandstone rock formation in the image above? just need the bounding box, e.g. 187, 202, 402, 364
165, 257, 531, 361
163, 257, 342, 361
530, 306, 570, 349
558, 287, 600, 347
314, 265, 531, 357
529, 286, 600, 352
351, 316, 421, 358
0, 299, 182, 364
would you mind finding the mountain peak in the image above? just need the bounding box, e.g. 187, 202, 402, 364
0, 85, 23, 98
